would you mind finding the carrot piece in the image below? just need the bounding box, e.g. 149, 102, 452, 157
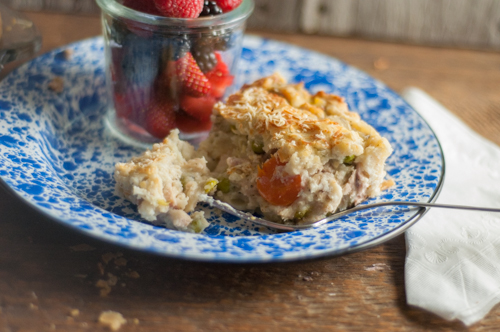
256, 156, 301, 206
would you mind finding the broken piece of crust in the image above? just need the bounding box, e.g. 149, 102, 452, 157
114, 129, 216, 233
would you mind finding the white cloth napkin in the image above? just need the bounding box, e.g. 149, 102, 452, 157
402, 87, 500, 326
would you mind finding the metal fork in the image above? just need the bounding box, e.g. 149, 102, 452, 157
200, 195, 500, 232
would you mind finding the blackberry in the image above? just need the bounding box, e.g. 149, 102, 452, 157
189, 29, 235, 72
199, 1, 223, 16
191, 44, 217, 73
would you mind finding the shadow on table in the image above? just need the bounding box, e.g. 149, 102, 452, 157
0, 184, 488, 331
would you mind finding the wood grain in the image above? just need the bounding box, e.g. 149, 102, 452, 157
5, 0, 500, 49
5, 0, 99, 13
0, 11, 499, 332
301, 0, 500, 50
246, 0, 301, 33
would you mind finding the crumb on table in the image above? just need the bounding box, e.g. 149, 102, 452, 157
98, 310, 127, 331
70, 308, 80, 317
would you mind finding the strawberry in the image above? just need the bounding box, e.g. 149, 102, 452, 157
175, 52, 211, 97
212, 52, 230, 74
144, 98, 177, 138
215, 0, 242, 12
154, 0, 204, 18
205, 52, 233, 98
180, 94, 216, 121
176, 111, 213, 133
206, 70, 233, 98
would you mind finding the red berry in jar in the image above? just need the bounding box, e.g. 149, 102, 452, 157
154, 0, 204, 18
144, 98, 177, 139
99, 0, 252, 142
180, 94, 217, 121
215, 0, 242, 12
174, 52, 212, 97
176, 111, 213, 133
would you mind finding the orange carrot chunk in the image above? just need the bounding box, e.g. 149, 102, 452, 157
256, 156, 301, 206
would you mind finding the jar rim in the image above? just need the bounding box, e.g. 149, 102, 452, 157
96, 0, 254, 30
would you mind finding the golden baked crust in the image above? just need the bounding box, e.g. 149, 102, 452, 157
213, 73, 385, 164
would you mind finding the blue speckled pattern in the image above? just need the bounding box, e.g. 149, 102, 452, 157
0, 36, 443, 262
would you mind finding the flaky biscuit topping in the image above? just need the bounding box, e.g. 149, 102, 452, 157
213, 73, 372, 162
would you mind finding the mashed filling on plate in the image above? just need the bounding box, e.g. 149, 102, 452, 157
114, 73, 394, 231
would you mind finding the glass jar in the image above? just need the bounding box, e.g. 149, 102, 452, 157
96, 0, 254, 144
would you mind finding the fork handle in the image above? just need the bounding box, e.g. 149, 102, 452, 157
201, 194, 500, 231
310, 201, 500, 229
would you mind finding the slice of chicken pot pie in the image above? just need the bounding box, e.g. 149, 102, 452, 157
198, 73, 393, 223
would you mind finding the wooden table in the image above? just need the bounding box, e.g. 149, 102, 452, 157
1, 11, 499, 332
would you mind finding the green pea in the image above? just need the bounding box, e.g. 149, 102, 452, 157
294, 209, 309, 220
251, 141, 265, 154
217, 178, 231, 193
343, 155, 356, 165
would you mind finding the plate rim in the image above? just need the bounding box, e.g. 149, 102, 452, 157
0, 35, 445, 263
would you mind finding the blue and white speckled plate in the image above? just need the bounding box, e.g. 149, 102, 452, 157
0, 35, 443, 263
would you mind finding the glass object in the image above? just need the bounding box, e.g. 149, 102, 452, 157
96, 0, 254, 145
0, 3, 41, 70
